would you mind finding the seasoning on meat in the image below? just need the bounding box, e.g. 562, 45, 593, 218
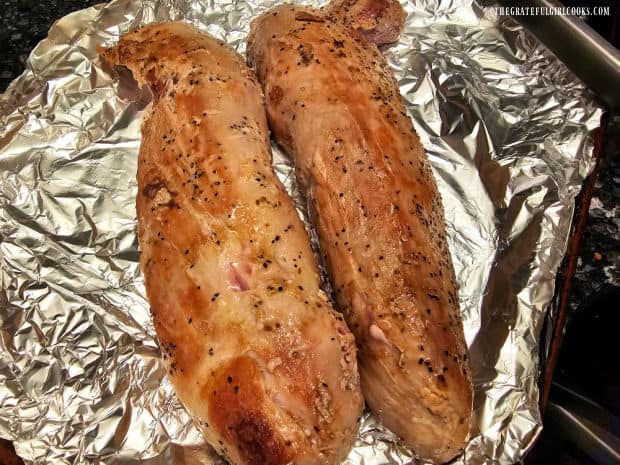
99, 21, 363, 465
248, 3, 473, 463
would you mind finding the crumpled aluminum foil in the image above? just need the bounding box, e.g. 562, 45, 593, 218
0, 0, 603, 463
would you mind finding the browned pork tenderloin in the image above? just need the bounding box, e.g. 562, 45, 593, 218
99, 21, 364, 465
248, 4, 473, 463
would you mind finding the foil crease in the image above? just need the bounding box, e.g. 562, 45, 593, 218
0, 0, 603, 464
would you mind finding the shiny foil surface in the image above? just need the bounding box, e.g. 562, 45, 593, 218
0, 0, 603, 463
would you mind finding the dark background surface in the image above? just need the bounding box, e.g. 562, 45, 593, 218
0, 0, 102, 87
0, 1, 619, 464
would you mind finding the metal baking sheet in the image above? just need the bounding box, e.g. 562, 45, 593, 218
0, 0, 603, 463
